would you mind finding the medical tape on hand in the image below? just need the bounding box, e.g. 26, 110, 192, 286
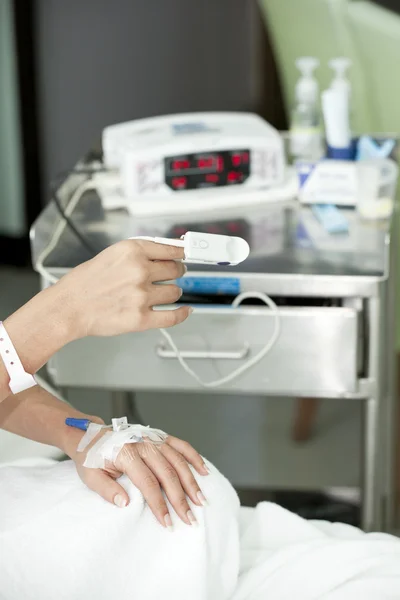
79, 423, 168, 469
77, 418, 154, 454
77, 423, 105, 453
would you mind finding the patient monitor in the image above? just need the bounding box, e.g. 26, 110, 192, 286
100, 112, 297, 217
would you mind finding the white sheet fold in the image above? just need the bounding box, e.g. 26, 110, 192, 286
234, 502, 400, 599
0, 460, 240, 600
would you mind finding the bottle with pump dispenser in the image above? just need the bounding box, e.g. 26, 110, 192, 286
329, 58, 351, 100
322, 58, 353, 159
290, 57, 323, 161
328, 58, 352, 131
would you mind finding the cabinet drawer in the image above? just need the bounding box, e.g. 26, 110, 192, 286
50, 305, 360, 395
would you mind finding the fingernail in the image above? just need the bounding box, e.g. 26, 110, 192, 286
203, 463, 211, 474
179, 288, 183, 297
183, 265, 188, 274
197, 491, 208, 506
187, 510, 198, 526
188, 307, 194, 315
164, 513, 173, 531
114, 494, 127, 508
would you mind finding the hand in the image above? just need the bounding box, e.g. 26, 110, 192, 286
56, 239, 191, 339
74, 435, 209, 528
0, 240, 192, 402
0, 239, 191, 399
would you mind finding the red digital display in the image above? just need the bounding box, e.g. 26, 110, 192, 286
165, 149, 250, 191
197, 158, 214, 169
227, 171, 242, 183
205, 174, 219, 183
228, 222, 241, 233
172, 176, 187, 189
172, 159, 190, 170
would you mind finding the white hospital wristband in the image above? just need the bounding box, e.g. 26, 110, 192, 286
0, 322, 37, 394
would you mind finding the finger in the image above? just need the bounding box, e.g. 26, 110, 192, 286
150, 260, 186, 283
139, 442, 195, 525
135, 240, 185, 261
79, 467, 130, 509
119, 446, 171, 528
160, 443, 207, 507
150, 283, 183, 306
145, 306, 193, 330
167, 436, 209, 476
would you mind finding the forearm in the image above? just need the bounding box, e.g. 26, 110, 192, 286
0, 385, 103, 459
0, 282, 79, 403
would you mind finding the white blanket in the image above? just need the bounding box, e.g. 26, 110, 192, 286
0, 459, 400, 600
236, 505, 400, 599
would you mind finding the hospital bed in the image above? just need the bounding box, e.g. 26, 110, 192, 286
30, 136, 399, 534
2, 456, 400, 599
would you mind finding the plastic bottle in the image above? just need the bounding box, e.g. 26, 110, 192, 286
322, 86, 352, 159
290, 57, 323, 161
329, 58, 351, 99
329, 58, 352, 134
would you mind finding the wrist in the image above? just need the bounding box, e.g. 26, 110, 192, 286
3, 283, 79, 376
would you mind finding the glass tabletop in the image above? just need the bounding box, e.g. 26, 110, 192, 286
31, 187, 391, 279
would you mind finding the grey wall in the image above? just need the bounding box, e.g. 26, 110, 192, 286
0, 0, 26, 236
35, 0, 261, 193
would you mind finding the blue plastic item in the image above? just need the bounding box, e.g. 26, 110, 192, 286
65, 418, 91, 432
311, 204, 349, 234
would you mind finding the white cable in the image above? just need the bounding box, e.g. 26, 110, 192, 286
35, 180, 97, 285
159, 291, 280, 388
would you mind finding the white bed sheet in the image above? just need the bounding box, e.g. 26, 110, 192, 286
1, 458, 400, 599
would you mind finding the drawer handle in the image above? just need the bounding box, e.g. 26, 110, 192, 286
156, 342, 250, 360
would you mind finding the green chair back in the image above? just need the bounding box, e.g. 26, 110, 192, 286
258, 0, 372, 133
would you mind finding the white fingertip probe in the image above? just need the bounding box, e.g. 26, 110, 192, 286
129, 231, 250, 266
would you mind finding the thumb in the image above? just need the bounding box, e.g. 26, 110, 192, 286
80, 467, 130, 508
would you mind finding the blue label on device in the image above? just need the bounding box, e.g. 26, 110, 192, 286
172, 122, 219, 135
176, 277, 240, 295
